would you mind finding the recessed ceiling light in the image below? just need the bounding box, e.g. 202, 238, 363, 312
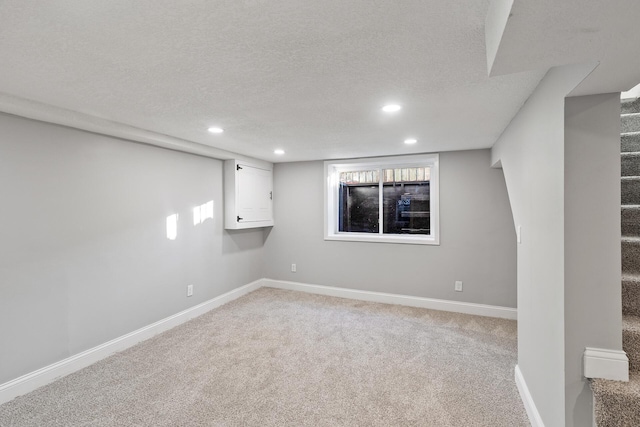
274, 149, 285, 155
382, 104, 402, 113
404, 138, 418, 145
208, 127, 224, 134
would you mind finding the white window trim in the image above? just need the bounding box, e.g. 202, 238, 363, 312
324, 154, 440, 245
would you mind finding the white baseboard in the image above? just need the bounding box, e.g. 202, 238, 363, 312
0, 277, 517, 405
515, 365, 545, 427
584, 347, 629, 382
261, 278, 517, 320
0, 279, 262, 405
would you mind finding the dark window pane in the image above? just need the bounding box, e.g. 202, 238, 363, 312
339, 183, 379, 233
382, 169, 430, 235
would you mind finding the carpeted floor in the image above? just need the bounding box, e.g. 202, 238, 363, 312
0, 288, 528, 426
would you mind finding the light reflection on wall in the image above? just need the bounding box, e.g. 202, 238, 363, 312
193, 200, 214, 226
166, 213, 179, 240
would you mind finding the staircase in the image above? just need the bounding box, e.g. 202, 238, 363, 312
591, 97, 640, 426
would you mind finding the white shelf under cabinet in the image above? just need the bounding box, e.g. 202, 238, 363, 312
224, 159, 274, 229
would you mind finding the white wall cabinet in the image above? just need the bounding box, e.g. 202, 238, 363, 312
224, 159, 274, 229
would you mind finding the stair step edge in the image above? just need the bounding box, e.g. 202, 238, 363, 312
592, 371, 640, 396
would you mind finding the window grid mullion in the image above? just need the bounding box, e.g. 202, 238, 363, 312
378, 168, 383, 235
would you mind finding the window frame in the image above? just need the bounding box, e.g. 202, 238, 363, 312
324, 154, 440, 245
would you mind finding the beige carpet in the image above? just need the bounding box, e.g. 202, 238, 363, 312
0, 288, 528, 426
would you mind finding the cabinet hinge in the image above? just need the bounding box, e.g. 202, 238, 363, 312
237, 216, 243, 222
237, 165, 242, 170
270, 191, 272, 200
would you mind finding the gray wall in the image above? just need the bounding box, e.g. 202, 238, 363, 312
491, 65, 575, 427
491, 62, 617, 427
263, 149, 518, 308
0, 113, 266, 384
564, 93, 622, 426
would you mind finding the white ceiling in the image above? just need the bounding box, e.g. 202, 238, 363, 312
0, 1, 637, 163
488, 0, 640, 97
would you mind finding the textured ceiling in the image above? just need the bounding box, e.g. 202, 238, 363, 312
488, 0, 640, 97
0, 0, 547, 162
3, 1, 639, 163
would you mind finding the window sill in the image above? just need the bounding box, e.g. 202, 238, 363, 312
324, 232, 440, 246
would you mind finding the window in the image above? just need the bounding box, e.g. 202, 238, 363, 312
324, 154, 439, 245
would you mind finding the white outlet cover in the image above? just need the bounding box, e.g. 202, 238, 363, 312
187, 284, 193, 297
455, 281, 463, 292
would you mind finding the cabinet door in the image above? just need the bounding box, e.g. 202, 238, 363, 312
237, 164, 272, 222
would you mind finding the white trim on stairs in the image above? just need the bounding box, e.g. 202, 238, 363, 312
515, 365, 545, 427
583, 347, 629, 382
262, 278, 517, 319
0, 279, 262, 405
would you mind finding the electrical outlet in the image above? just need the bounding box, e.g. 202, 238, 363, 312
454, 281, 463, 292
291, 263, 297, 272
187, 284, 193, 297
